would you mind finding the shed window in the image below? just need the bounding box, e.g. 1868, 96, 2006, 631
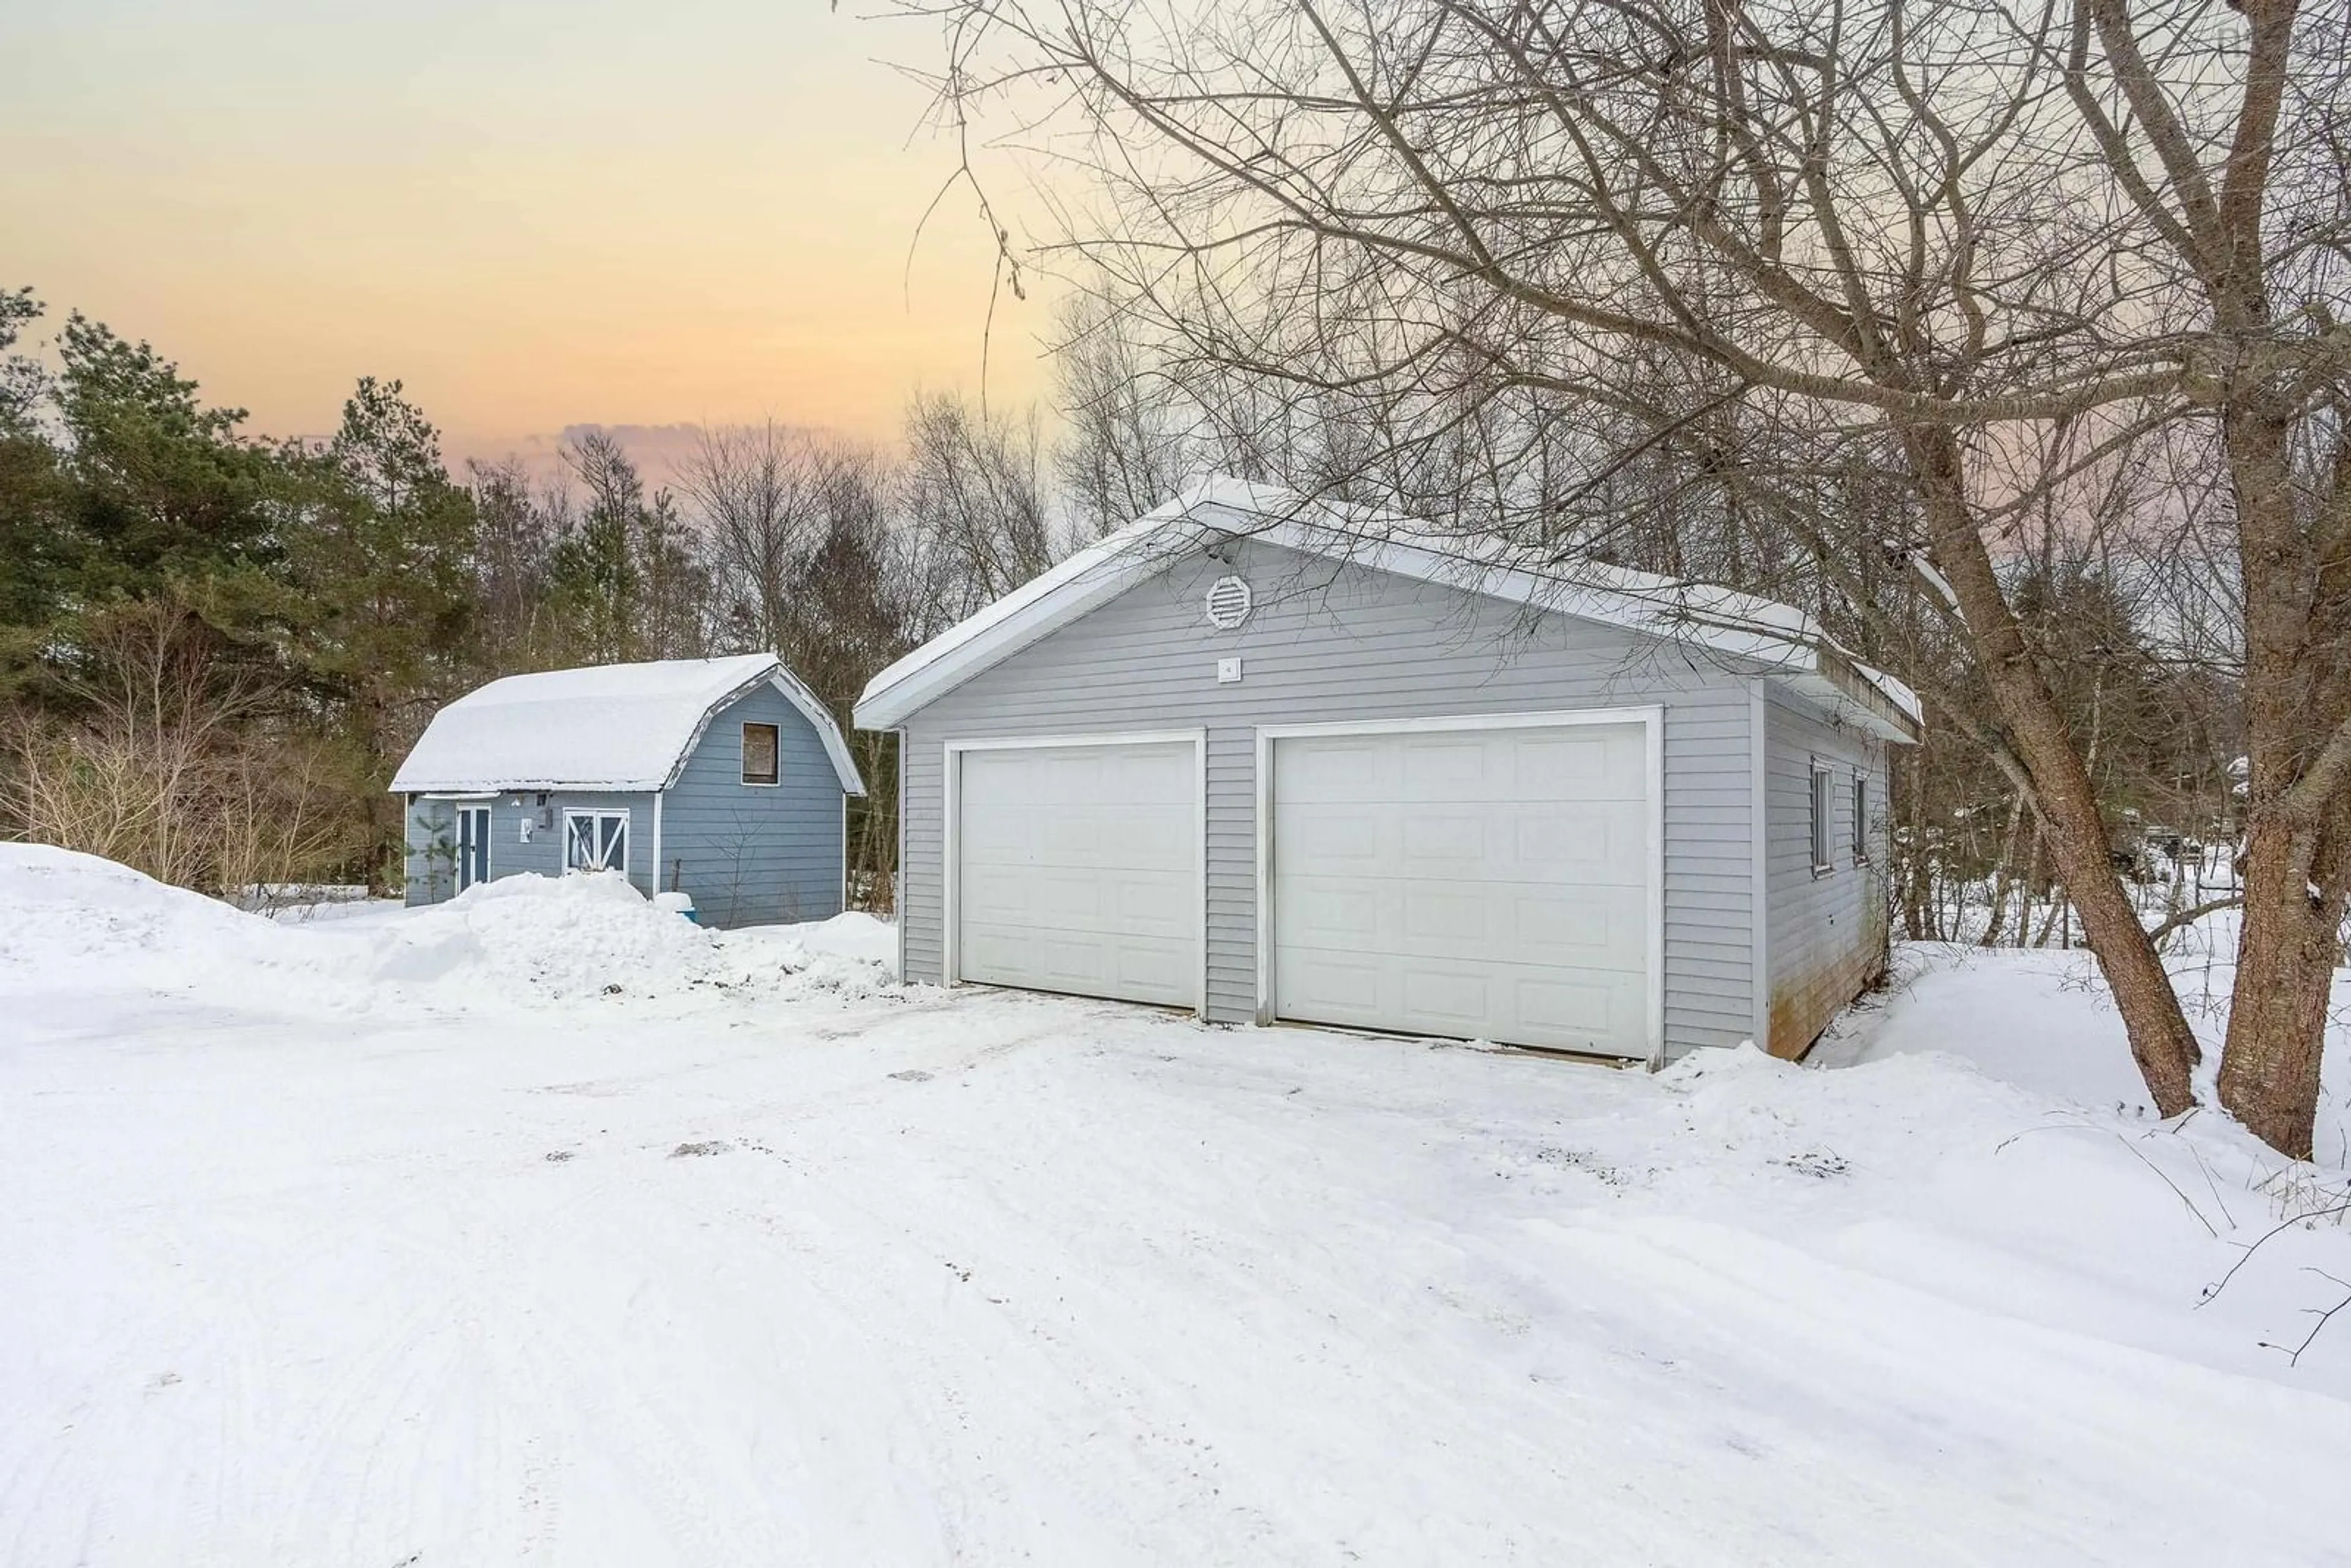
1851, 775, 1870, 864
741, 722, 780, 786
564, 810, 629, 874
1809, 763, 1834, 874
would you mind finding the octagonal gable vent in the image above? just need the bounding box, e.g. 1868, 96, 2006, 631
1205, 574, 1254, 631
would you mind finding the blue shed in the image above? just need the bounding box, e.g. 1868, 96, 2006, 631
391, 653, 866, 927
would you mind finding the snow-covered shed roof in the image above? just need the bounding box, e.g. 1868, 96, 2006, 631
854, 476, 1922, 742
392, 654, 865, 795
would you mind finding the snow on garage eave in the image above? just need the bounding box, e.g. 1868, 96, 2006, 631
855, 475, 1929, 738
390, 654, 866, 797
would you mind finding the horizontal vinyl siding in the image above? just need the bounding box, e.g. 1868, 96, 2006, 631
659, 686, 846, 928
401, 790, 656, 905
1763, 689, 1891, 1057
896, 539, 1761, 1051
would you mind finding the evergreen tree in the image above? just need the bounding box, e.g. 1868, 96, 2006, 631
0, 290, 66, 655
283, 378, 479, 883
51, 315, 284, 602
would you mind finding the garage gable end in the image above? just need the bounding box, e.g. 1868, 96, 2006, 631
857, 476, 1920, 745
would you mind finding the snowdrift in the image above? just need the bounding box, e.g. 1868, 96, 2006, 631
0, 846, 896, 1015
373, 872, 897, 1003
0, 844, 367, 1009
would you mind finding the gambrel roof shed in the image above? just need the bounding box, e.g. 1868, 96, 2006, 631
395, 653, 864, 796
394, 654, 864, 931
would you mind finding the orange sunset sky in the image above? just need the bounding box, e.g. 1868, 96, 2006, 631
1, 0, 1052, 474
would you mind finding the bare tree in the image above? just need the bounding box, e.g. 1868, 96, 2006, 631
899, 389, 1057, 631
1, 601, 355, 895
467, 457, 555, 666
677, 421, 833, 653
901, 0, 2351, 1152
1052, 292, 1198, 536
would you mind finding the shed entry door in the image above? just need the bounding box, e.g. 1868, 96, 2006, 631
953, 740, 1199, 1008
1270, 721, 1651, 1054
456, 806, 491, 891
564, 810, 629, 875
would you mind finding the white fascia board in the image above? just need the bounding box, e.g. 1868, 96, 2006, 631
853, 517, 1201, 729
1853, 661, 1924, 724
1259, 516, 1817, 672
654, 662, 867, 797
767, 667, 868, 797
1779, 669, 1922, 745
853, 475, 1916, 738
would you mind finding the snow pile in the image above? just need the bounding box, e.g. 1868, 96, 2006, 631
705, 912, 899, 1000
7, 855, 2351, 1561
0, 844, 369, 1008
0, 847, 897, 1017
373, 872, 896, 1004
1817, 930, 2351, 1164
372, 871, 713, 997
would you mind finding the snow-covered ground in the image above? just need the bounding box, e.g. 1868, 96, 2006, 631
3, 846, 2347, 1565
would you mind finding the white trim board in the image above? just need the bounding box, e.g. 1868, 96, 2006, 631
1254, 705, 1667, 1060
651, 790, 666, 894
1748, 680, 1772, 1051
561, 806, 632, 878
942, 729, 1209, 1016
894, 729, 909, 982
456, 803, 493, 892
663, 666, 864, 797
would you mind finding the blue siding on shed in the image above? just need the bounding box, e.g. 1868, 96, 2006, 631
403, 791, 656, 905
399, 680, 846, 928
657, 684, 846, 926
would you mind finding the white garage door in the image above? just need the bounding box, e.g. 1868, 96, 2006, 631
1271, 721, 1652, 1054
954, 739, 1199, 1007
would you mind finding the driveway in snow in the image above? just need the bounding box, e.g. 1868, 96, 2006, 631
2, 851, 2347, 1565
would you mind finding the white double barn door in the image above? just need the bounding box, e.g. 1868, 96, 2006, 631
950, 719, 1653, 1053
1270, 721, 1652, 1054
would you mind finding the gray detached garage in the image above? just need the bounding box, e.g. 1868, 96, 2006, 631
855, 478, 1920, 1060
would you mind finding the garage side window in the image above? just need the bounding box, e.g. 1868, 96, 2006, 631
1851, 775, 1870, 864
742, 722, 780, 786
1810, 763, 1833, 875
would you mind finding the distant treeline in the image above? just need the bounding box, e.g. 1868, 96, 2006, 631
0, 283, 2250, 940
0, 285, 1142, 904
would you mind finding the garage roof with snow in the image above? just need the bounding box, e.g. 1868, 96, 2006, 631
392, 653, 864, 795
855, 476, 1921, 743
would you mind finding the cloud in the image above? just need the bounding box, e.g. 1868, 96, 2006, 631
445, 419, 845, 486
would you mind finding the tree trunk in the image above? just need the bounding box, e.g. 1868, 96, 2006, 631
2217, 837, 2336, 1156
2213, 400, 2336, 1158
1982, 789, 2030, 947
1909, 427, 2202, 1115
